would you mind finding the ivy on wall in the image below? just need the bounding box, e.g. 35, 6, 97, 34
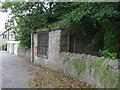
63, 57, 118, 88
63, 58, 86, 75
71, 59, 86, 75
88, 58, 118, 88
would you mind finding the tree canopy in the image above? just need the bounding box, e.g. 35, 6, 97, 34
2, 2, 120, 58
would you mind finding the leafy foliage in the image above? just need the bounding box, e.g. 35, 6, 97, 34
2, 2, 57, 47
2, 2, 120, 58
99, 50, 117, 60
59, 2, 120, 58
2, 43, 7, 51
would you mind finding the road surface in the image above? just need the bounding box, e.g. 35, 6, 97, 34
1, 51, 93, 88
1, 51, 43, 88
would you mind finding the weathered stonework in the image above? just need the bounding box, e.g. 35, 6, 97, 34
17, 46, 31, 59
33, 29, 119, 88
34, 30, 62, 71
59, 52, 118, 88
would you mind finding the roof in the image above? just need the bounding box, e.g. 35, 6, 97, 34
35, 27, 61, 33
0, 27, 12, 36
33, 22, 62, 33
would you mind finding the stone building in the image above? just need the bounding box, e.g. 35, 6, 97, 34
0, 27, 14, 50
31, 27, 118, 88
0, 27, 19, 54
0, 32, 7, 50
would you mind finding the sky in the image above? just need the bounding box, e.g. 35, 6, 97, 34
0, 1, 9, 33
0, 0, 10, 32
0, 11, 9, 32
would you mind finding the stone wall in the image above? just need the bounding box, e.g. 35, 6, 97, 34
33, 29, 119, 88
17, 46, 31, 59
59, 52, 118, 88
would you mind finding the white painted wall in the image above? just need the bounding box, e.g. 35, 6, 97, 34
7, 41, 19, 55
14, 43, 19, 55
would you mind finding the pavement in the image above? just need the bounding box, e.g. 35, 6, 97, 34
1, 51, 47, 88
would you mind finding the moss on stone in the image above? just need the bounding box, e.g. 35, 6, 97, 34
88, 58, 118, 88
71, 59, 86, 75
88, 58, 104, 76
99, 66, 118, 88
63, 59, 69, 64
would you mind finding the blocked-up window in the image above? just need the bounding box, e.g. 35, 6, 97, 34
38, 31, 49, 58
60, 29, 103, 56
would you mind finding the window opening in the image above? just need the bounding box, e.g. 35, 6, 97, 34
38, 31, 49, 58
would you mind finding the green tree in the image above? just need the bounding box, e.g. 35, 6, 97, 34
59, 2, 120, 58
2, 2, 120, 58
2, 2, 56, 47
2, 2, 73, 47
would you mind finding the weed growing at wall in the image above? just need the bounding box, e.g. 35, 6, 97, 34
100, 67, 118, 88
89, 58, 118, 88
63, 59, 69, 64
63, 58, 86, 75
88, 58, 104, 76
71, 59, 86, 75
99, 50, 117, 60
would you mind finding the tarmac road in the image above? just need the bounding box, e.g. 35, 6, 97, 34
1, 51, 42, 88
